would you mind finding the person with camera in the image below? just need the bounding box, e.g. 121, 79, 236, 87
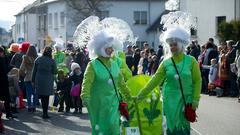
134, 27, 202, 135
81, 31, 132, 135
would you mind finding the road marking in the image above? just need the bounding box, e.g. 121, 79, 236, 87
191, 127, 202, 135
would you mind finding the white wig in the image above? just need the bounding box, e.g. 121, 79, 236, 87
87, 30, 123, 59
161, 27, 190, 59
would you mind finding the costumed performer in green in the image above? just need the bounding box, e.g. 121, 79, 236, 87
81, 30, 132, 135
135, 27, 202, 135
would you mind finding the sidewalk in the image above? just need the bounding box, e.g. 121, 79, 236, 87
2, 107, 91, 135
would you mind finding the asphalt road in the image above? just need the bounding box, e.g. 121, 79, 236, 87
1, 95, 240, 135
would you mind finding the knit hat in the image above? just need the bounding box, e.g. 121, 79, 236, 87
8, 43, 20, 53
71, 62, 80, 71
20, 42, 30, 53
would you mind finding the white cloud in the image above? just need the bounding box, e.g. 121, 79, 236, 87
0, 0, 35, 22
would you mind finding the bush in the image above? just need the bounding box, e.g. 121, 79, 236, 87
217, 20, 240, 42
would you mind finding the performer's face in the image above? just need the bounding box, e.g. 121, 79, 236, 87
169, 42, 178, 54
105, 47, 114, 56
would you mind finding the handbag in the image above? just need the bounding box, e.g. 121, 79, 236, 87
97, 58, 130, 120
171, 58, 197, 123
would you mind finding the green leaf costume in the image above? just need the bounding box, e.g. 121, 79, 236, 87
138, 53, 202, 134
53, 51, 69, 74
123, 74, 162, 135
81, 57, 131, 135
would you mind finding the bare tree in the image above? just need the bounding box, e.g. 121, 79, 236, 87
64, 0, 105, 24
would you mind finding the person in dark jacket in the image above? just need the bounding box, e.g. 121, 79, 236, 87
157, 45, 163, 61
32, 46, 57, 119
226, 40, 238, 97
132, 48, 141, 75
69, 62, 83, 113
10, 42, 30, 68
0, 46, 17, 119
10, 42, 30, 100
189, 43, 200, 60
56, 70, 72, 112
202, 42, 218, 94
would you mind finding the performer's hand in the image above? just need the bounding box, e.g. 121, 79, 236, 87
82, 100, 89, 107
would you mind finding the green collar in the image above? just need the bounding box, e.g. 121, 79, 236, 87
97, 56, 112, 67
172, 52, 185, 63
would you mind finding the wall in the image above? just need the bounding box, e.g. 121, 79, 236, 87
26, 13, 37, 45
181, 0, 237, 45
47, 1, 67, 44
103, 0, 165, 50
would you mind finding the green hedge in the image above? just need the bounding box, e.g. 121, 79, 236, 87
217, 20, 240, 42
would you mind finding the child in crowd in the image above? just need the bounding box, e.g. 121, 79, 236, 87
69, 63, 83, 114
56, 70, 72, 112
8, 68, 20, 113
208, 58, 218, 94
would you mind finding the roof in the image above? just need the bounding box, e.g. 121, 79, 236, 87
146, 10, 171, 33
14, 0, 42, 16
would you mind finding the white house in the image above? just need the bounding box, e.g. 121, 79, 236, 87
100, 0, 166, 50
46, 0, 67, 46
14, 0, 40, 48
45, 0, 167, 50
180, 0, 240, 45
14, 0, 167, 51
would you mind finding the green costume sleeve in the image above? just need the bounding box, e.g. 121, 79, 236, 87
137, 62, 166, 100
191, 57, 202, 109
115, 52, 132, 81
81, 62, 95, 103
118, 72, 132, 101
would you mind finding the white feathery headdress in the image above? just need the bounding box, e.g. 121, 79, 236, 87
88, 30, 114, 59
160, 26, 190, 59
73, 16, 136, 59
163, 26, 190, 45
73, 16, 101, 49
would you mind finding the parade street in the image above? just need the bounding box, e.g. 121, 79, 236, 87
1, 94, 239, 135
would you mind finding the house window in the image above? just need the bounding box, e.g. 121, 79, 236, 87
54, 12, 58, 29
136, 41, 147, 49
23, 22, 26, 33
190, 28, 197, 37
97, 11, 109, 20
216, 16, 226, 34
43, 15, 47, 31
134, 11, 147, 25
48, 13, 52, 28
191, 17, 197, 37
38, 15, 41, 30
60, 12, 65, 27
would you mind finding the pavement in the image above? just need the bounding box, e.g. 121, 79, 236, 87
1, 95, 240, 135
2, 107, 91, 135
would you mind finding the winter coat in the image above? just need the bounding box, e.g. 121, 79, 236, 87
19, 55, 35, 82
10, 52, 24, 68
0, 57, 11, 102
8, 75, 19, 97
32, 56, 57, 96
190, 46, 200, 60
69, 72, 83, 86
